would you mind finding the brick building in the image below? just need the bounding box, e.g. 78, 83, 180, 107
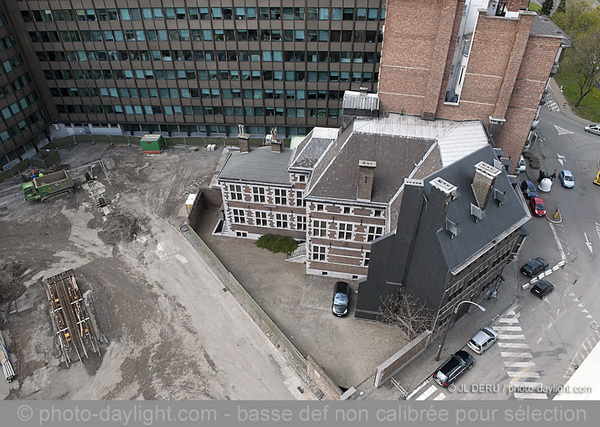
355, 145, 531, 334
218, 110, 492, 279
377, 0, 569, 168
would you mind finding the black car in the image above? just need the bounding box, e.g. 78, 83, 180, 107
530, 280, 554, 299
432, 350, 474, 387
520, 257, 549, 277
520, 180, 538, 199
332, 281, 350, 317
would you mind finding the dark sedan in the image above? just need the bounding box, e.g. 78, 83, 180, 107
521, 257, 549, 277
332, 281, 350, 317
520, 180, 538, 199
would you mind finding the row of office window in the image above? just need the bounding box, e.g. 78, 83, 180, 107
56, 104, 342, 119
228, 185, 305, 207
36, 48, 379, 64
51, 87, 347, 102
0, 109, 45, 142
120, 123, 309, 138
230, 208, 307, 231
0, 55, 22, 76
0, 73, 31, 101
43, 68, 378, 84
30, 28, 382, 43
1, 92, 37, 120
21, 7, 385, 23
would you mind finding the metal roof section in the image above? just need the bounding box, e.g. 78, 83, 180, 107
352, 114, 489, 167
342, 90, 380, 111
289, 127, 339, 171
218, 146, 294, 185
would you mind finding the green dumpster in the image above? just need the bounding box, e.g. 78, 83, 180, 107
140, 134, 166, 154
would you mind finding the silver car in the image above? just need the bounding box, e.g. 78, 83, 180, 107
585, 124, 600, 135
558, 170, 574, 188
467, 327, 498, 355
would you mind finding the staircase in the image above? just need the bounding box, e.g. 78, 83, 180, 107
286, 242, 306, 263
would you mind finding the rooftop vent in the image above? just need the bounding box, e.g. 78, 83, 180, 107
445, 218, 459, 239
494, 188, 507, 206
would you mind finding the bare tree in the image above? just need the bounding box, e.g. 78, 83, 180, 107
379, 289, 434, 340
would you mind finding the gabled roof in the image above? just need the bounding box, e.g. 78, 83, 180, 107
218, 146, 293, 185
424, 145, 531, 273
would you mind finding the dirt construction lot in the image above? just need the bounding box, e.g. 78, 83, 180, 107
0, 143, 307, 400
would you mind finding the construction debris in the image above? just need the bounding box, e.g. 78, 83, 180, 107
44, 270, 101, 367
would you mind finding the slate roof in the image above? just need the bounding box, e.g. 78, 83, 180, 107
424, 145, 531, 273
218, 146, 293, 185
531, 14, 571, 46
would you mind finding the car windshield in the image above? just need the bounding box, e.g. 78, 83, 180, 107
334, 293, 348, 305
564, 175, 573, 181
535, 203, 545, 210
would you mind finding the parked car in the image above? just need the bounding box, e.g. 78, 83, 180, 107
520, 257, 549, 277
529, 196, 546, 217
585, 124, 600, 135
520, 180, 538, 199
467, 327, 499, 355
558, 170, 574, 188
530, 280, 554, 300
432, 350, 474, 387
516, 155, 527, 173
331, 281, 350, 317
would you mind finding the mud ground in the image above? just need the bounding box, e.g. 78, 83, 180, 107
0, 143, 305, 400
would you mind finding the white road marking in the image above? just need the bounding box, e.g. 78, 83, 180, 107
510, 381, 543, 388
584, 233, 593, 254
507, 371, 540, 378
416, 385, 438, 400
499, 334, 525, 340
514, 392, 548, 400
501, 352, 533, 358
506, 310, 516, 316
596, 223, 600, 242
549, 223, 566, 262
554, 125, 574, 135
498, 343, 529, 348
494, 326, 523, 332
406, 380, 430, 400
537, 337, 543, 344
547, 324, 553, 329
557, 153, 565, 165
498, 318, 520, 324
433, 393, 446, 400
556, 308, 560, 316
504, 361, 536, 368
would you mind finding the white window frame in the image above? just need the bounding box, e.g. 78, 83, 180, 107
255, 211, 268, 226
313, 220, 327, 237
276, 213, 288, 228
229, 183, 243, 201
296, 215, 307, 231
252, 186, 265, 203
232, 208, 246, 224
296, 190, 305, 207
338, 222, 353, 240
367, 225, 384, 242
363, 251, 371, 267
274, 188, 288, 205
312, 245, 326, 261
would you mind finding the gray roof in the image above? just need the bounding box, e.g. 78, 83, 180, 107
531, 14, 571, 46
342, 90, 380, 111
424, 145, 531, 272
306, 130, 437, 204
218, 147, 293, 185
289, 127, 339, 171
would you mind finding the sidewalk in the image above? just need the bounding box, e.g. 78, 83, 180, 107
363, 262, 522, 400
547, 78, 592, 126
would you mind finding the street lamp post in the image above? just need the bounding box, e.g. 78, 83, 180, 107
435, 300, 486, 361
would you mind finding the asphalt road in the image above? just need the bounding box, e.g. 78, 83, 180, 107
402, 105, 600, 401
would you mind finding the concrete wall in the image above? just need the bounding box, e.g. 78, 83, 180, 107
374, 330, 431, 388
306, 355, 342, 400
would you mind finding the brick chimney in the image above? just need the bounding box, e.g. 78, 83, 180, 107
271, 140, 283, 153
471, 162, 502, 211
357, 160, 376, 201
238, 133, 250, 153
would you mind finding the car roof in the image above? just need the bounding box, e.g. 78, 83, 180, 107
471, 328, 496, 343
535, 280, 553, 289
532, 196, 543, 203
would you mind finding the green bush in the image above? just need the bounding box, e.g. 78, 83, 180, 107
255, 234, 299, 255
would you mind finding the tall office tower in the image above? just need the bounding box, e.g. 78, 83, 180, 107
0, 6, 51, 170
378, 0, 568, 168
0, 1, 386, 169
